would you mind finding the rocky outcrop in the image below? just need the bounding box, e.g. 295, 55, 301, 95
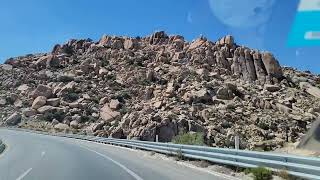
262, 52, 283, 79
0, 31, 319, 151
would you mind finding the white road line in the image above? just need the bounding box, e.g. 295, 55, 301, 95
79, 144, 144, 180
81, 140, 239, 180
16, 168, 32, 180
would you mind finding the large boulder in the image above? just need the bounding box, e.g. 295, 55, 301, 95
124, 38, 138, 50
139, 123, 157, 141
300, 82, 320, 99
14, 99, 23, 108
189, 38, 206, 50
216, 87, 234, 100
100, 104, 120, 122
244, 49, 257, 81
30, 85, 52, 98
261, 52, 283, 79
264, 84, 281, 92
17, 84, 30, 93
110, 127, 124, 138
188, 121, 205, 132
98, 35, 111, 46
56, 81, 76, 97
217, 35, 234, 47
46, 55, 60, 68
111, 39, 124, 49
46, 98, 60, 107
253, 52, 268, 84
276, 103, 292, 114
92, 122, 104, 132
193, 89, 212, 103
32, 96, 47, 110
109, 99, 121, 110
224, 35, 234, 47
157, 120, 177, 142
37, 106, 55, 114
22, 108, 37, 117
0, 98, 6, 106
5, 113, 21, 126
149, 31, 168, 45
70, 120, 79, 129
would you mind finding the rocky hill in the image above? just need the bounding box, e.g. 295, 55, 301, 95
1, 31, 319, 150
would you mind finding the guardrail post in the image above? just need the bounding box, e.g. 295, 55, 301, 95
156, 135, 158, 142
235, 135, 239, 150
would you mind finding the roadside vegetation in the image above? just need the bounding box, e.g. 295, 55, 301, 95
172, 132, 204, 146
244, 167, 272, 180
277, 170, 297, 180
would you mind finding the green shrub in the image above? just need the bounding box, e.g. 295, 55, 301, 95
172, 132, 204, 146
245, 167, 272, 180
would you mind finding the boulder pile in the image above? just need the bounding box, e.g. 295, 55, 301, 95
0, 31, 319, 150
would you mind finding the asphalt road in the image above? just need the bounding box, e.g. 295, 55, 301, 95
0, 129, 236, 180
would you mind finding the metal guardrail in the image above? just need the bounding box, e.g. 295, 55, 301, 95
7, 128, 320, 180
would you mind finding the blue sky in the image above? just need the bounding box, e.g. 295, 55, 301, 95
0, 0, 319, 73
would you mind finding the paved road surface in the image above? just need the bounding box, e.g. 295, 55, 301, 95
0, 129, 235, 180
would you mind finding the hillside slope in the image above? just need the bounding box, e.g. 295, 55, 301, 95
1, 31, 319, 150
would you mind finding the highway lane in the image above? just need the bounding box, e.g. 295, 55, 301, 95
0, 129, 236, 180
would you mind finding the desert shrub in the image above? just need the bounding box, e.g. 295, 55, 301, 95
80, 115, 89, 123
117, 90, 131, 100
106, 74, 116, 81
277, 170, 296, 180
5, 96, 15, 105
43, 111, 65, 122
62, 45, 74, 55
53, 111, 65, 121
63, 93, 79, 102
139, 79, 151, 86
175, 148, 184, 161
43, 112, 54, 121
172, 132, 204, 146
245, 167, 272, 180
58, 75, 74, 82
110, 90, 131, 103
